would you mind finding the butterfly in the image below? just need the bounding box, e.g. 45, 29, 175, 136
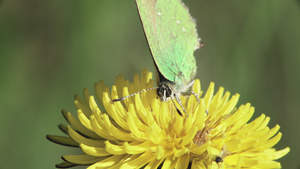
112, 0, 201, 116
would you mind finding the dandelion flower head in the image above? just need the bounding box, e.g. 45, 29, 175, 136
47, 69, 289, 169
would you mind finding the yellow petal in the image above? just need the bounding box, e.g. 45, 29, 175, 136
80, 143, 111, 157
120, 151, 154, 169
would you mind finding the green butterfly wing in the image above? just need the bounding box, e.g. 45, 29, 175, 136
135, 0, 200, 86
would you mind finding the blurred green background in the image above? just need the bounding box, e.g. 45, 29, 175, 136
0, 0, 299, 168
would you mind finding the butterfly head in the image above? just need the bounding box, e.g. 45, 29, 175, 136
156, 81, 175, 101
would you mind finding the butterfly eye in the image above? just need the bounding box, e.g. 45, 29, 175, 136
156, 87, 162, 97
156, 84, 172, 98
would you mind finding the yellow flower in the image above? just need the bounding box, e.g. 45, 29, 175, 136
47, 69, 289, 169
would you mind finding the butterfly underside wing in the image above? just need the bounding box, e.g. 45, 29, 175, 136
136, 0, 201, 115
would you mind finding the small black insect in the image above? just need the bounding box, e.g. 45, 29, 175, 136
215, 156, 223, 163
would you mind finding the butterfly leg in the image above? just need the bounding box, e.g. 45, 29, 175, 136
170, 98, 183, 116
173, 94, 188, 116
181, 91, 200, 103
181, 80, 201, 102
183, 80, 195, 91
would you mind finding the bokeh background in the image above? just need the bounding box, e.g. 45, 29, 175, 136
0, 0, 299, 168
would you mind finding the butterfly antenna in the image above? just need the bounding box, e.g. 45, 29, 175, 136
110, 86, 159, 103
